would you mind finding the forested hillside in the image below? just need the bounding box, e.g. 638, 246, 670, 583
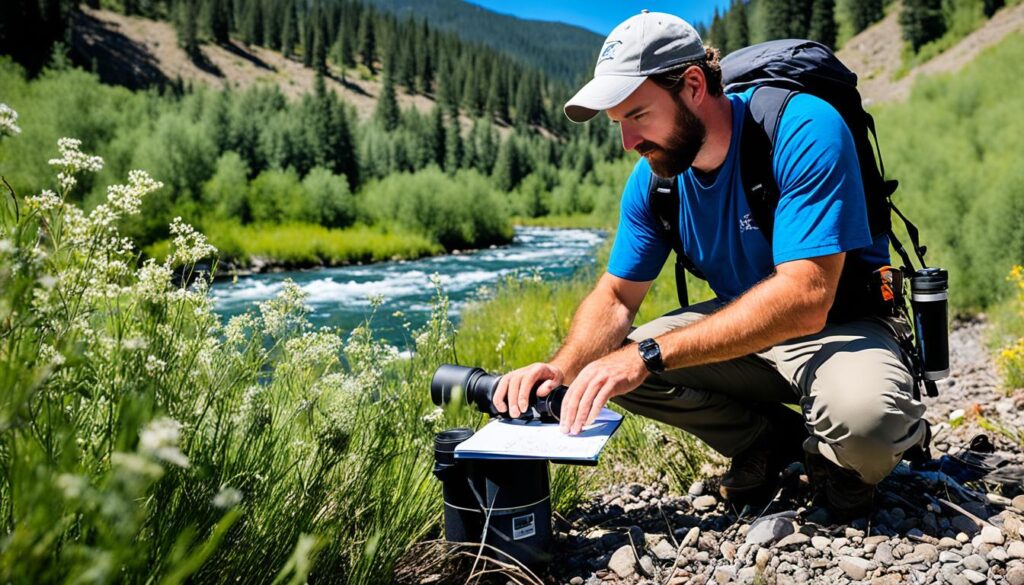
361, 0, 602, 85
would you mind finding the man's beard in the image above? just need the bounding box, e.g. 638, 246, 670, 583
637, 97, 707, 178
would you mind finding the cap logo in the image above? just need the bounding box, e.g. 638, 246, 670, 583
597, 40, 621, 65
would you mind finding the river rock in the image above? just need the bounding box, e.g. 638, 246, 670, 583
1012, 495, 1024, 513
638, 555, 656, 578
1007, 565, 1024, 585
693, 495, 717, 512
838, 556, 874, 581
608, 545, 636, 578
720, 540, 736, 561
979, 525, 1004, 545
961, 569, 987, 584
988, 546, 1008, 562
873, 542, 894, 565
652, 538, 677, 561
811, 536, 831, 551
746, 517, 795, 546
1008, 540, 1024, 559
952, 515, 979, 535
681, 526, 700, 548
776, 533, 811, 549
961, 553, 989, 572
688, 480, 704, 496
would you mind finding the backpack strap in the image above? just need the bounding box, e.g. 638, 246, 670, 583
739, 86, 797, 241
647, 173, 704, 308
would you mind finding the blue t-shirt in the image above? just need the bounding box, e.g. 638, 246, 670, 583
607, 88, 890, 301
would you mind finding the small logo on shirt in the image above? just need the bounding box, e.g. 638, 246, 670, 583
739, 213, 760, 233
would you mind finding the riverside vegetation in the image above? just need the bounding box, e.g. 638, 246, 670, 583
2, 28, 1024, 585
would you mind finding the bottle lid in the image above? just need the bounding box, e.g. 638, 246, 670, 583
912, 268, 948, 292
434, 427, 474, 465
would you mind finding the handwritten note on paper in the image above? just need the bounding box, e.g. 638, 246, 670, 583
454, 408, 623, 462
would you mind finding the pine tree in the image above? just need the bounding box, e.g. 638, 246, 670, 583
428, 105, 446, 167
484, 66, 507, 122
726, 0, 749, 52
358, 9, 375, 74
900, 0, 946, 52
444, 112, 463, 173
761, 0, 792, 39
178, 0, 200, 59
848, 0, 884, 34
808, 0, 837, 49
242, 0, 262, 46
312, 5, 327, 74
709, 8, 729, 54
376, 70, 400, 131
262, 0, 281, 50
492, 135, 522, 192
281, 0, 296, 57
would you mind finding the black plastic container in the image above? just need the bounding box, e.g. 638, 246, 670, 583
432, 429, 552, 571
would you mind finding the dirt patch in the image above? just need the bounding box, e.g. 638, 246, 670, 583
838, 2, 1024, 105
72, 6, 443, 122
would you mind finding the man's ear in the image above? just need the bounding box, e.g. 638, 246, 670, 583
680, 66, 708, 106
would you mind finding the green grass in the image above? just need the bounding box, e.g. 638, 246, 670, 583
145, 221, 444, 267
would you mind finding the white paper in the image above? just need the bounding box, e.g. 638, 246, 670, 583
454, 408, 623, 461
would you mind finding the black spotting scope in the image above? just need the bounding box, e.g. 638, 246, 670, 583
430, 364, 567, 423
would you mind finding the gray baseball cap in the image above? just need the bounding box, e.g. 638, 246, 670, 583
564, 10, 706, 123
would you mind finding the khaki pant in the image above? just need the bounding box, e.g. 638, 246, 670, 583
611, 299, 928, 485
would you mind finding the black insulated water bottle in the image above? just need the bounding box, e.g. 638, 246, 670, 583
910, 267, 950, 380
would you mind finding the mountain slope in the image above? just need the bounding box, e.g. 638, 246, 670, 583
837, 1, 1024, 104
361, 0, 602, 84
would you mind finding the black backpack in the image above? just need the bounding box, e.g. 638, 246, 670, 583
649, 39, 928, 321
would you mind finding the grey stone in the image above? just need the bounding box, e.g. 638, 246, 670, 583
956, 532, 971, 543
693, 495, 717, 512
713, 566, 736, 585
1007, 565, 1024, 585
1012, 495, 1024, 514
608, 545, 636, 578
746, 517, 795, 547
989, 546, 1008, 562
569, 577, 584, 585
756, 546, 772, 569
845, 527, 865, 539
838, 556, 874, 581
913, 543, 939, 563
688, 480, 704, 496
939, 551, 963, 563
873, 542, 894, 565
811, 536, 831, 551
938, 537, 961, 549
652, 538, 677, 561
738, 567, 758, 581
793, 569, 811, 583
776, 533, 811, 549
720, 540, 736, 561
960, 569, 986, 584
979, 525, 1004, 545
1008, 540, 1024, 559
961, 553, 989, 572
639, 555, 656, 578
681, 526, 700, 548
864, 535, 890, 546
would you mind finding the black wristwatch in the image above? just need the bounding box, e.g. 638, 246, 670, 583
638, 338, 665, 374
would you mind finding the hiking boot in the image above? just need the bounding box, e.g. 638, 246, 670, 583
806, 452, 875, 521
719, 419, 806, 504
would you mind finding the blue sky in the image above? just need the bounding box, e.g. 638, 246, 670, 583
465, 1, 734, 35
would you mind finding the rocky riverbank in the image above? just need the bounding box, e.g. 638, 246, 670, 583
547, 317, 1024, 584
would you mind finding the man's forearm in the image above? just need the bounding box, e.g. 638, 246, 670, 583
658, 269, 833, 370
549, 287, 635, 381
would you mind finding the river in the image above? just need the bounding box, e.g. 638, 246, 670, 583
210, 227, 606, 347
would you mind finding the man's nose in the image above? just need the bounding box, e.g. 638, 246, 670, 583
620, 126, 643, 152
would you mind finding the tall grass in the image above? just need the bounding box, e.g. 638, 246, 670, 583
145, 221, 443, 267
0, 115, 541, 583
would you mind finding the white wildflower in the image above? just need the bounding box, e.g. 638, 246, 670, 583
167, 216, 216, 266
224, 313, 255, 346
0, 104, 21, 136
139, 417, 189, 468
122, 337, 148, 351
39, 343, 66, 367
135, 259, 173, 302
495, 333, 507, 354
145, 354, 167, 376
106, 170, 162, 215
212, 486, 243, 508
0, 239, 11, 254
24, 190, 62, 212
38, 275, 57, 289
48, 137, 103, 174
421, 407, 444, 425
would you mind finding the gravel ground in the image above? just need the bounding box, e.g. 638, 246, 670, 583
549, 317, 1024, 585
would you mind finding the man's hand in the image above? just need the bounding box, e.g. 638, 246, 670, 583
492, 362, 565, 419
560, 346, 647, 435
